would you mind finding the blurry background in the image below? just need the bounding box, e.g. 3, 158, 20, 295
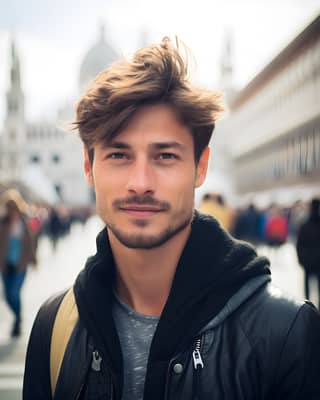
0, 0, 319, 398
0, 0, 319, 205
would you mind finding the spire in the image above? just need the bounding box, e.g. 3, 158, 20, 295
10, 37, 21, 90
6, 36, 24, 120
220, 30, 234, 90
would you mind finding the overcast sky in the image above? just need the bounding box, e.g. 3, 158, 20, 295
0, 0, 319, 125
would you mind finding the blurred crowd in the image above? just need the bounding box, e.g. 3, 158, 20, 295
31, 203, 93, 251
0, 188, 94, 337
198, 192, 316, 246
198, 192, 320, 308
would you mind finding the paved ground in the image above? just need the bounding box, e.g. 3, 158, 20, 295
0, 217, 317, 399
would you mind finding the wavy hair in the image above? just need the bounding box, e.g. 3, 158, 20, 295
74, 37, 224, 163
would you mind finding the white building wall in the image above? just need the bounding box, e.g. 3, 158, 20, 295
25, 124, 91, 205
219, 20, 320, 204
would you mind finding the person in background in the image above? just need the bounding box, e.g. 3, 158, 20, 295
296, 198, 320, 309
288, 200, 307, 241
27, 204, 44, 249
198, 192, 235, 232
47, 207, 62, 251
264, 205, 288, 247
0, 189, 37, 337
233, 203, 261, 246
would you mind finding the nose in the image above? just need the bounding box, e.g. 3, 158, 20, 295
126, 157, 156, 195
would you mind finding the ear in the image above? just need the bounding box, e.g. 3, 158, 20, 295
195, 147, 210, 188
83, 146, 94, 187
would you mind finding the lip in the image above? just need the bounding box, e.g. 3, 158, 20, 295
119, 206, 163, 217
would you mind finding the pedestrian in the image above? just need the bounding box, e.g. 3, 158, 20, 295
47, 207, 62, 251
233, 203, 261, 245
23, 37, 320, 399
296, 198, 320, 308
288, 200, 307, 240
28, 203, 44, 249
0, 189, 37, 337
198, 192, 235, 232
264, 204, 288, 247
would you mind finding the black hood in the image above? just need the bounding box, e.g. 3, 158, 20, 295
74, 211, 271, 399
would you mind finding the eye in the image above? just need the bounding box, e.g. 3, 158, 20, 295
158, 153, 178, 160
107, 152, 126, 159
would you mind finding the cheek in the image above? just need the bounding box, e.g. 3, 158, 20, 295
173, 174, 197, 207
93, 167, 120, 193
92, 176, 113, 210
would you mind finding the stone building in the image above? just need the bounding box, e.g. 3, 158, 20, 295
0, 26, 119, 205
225, 14, 320, 206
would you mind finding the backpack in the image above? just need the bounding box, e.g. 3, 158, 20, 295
50, 287, 78, 397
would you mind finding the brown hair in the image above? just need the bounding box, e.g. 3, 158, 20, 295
74, 37, 224, 163
1, 189, 26, 214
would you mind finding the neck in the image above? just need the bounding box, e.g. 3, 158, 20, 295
108, 225, 191, 317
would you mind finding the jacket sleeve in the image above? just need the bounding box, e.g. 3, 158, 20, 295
23, 292, 65, 400
274, 302, 320, 399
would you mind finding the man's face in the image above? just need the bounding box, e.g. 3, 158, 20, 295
84, 104, 209, 249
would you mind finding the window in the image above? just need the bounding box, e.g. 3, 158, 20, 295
52, 154, 61, 164
30, 154, 40, 163
54, 184, 62, 196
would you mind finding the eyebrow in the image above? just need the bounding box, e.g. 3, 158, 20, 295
104, 141, 186, 152
150, 142, 186, 151
103, 141, 131, 150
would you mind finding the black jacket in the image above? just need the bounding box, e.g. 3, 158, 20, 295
23, 213, 320, 399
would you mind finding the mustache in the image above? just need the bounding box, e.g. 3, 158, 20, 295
113, 196, 170, 210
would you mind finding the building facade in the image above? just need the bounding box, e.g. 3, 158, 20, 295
0, 27, 119, 205
226, 15, 320, 206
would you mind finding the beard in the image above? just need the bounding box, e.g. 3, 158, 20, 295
106, 203, 193, 249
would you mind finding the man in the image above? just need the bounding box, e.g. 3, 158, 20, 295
23, 38, 320, 399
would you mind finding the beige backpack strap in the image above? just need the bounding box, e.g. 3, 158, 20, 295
50, 287, 78, 397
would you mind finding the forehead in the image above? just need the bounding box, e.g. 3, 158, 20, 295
110, 104, 193, 146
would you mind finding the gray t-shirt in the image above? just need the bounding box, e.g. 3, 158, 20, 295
112, 292, 159, 400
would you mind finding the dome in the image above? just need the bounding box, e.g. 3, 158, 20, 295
79, 25, 119, 90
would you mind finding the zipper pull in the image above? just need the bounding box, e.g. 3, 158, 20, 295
192, 349, 204, 369
192, 338, 204, 369
91, 350, 102, 371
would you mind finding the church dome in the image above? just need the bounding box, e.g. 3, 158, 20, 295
79, 26, 119, 90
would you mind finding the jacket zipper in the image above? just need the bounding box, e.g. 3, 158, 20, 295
164, 336, 204, 400
192, 338, 204, 369
92, 350, 115, 399
192, 337, 204, 400
75, 349, 113, 400
91, 350, 102, 371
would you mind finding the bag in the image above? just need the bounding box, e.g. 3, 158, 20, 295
50, 287, 78, 397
